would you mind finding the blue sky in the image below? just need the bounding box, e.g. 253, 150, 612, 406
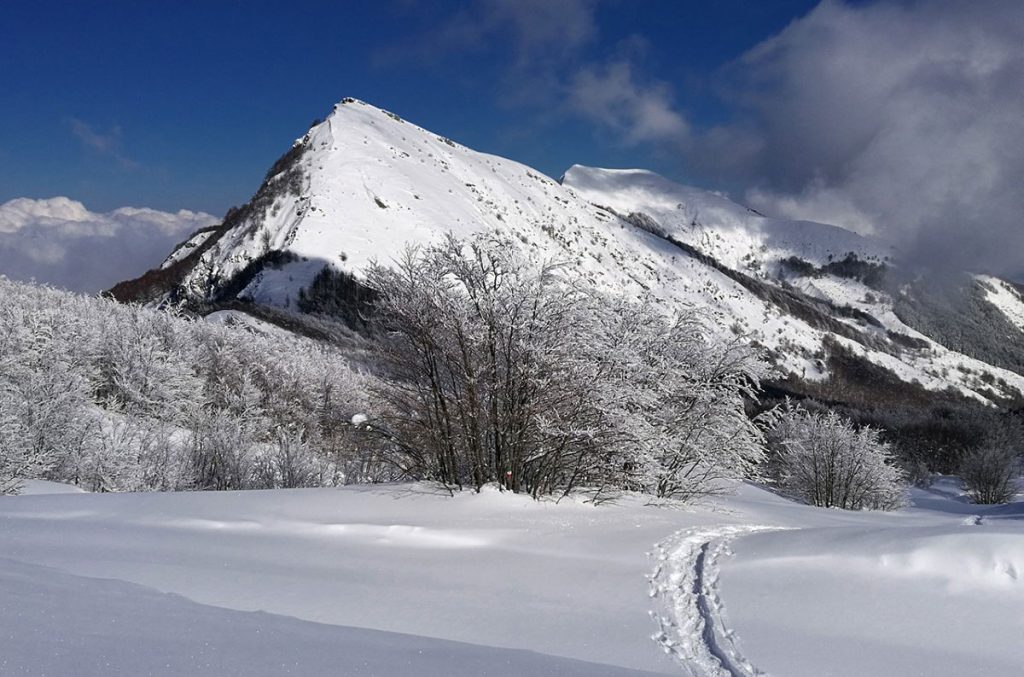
1, 0, 819, 216
3, 1, 1022, 279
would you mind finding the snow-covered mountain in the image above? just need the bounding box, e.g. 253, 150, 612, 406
111, 98, 1024, 407
0, 197, 216, 293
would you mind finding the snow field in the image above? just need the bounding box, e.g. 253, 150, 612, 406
0, 485, 686, 675
1, 478, 1021, 676
722, 522, 1024, 676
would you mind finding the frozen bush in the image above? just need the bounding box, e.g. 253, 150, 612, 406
768, 407, 907, 510
365, 233, 766, 500
959, 445, 1018, 504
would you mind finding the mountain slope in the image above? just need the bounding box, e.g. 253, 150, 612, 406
113, 98, 1024, 407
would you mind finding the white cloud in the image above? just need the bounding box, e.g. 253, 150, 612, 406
437, 0, 601, 107
569, 61, 689, 145
0, 197, 217, 293
705, 0, 1024, 277
747, 182, 877, 236
382, 0, 1024, 281
439, 1, 690, 142
425, 0, 596, 57
68, 118, 139, 170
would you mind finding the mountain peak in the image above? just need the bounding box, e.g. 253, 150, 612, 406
112, 98, 1024, 407
324, 97, 414, 130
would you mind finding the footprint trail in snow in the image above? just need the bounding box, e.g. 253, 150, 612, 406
649, 525, 787, 677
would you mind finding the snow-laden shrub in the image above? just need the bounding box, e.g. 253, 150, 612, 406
959, 445, 1018, 504
365, 233, 766, 500
0, 308, 94, 494
0, 277, 373, 494
767, 407, 907, 510
591, 301, 768, 501
251, 429, 324, 489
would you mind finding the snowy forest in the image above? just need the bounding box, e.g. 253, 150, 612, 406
0, 276, 373, 494
0, 232, 947, 509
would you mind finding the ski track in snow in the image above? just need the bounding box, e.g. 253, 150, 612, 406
649, 525, 786, 677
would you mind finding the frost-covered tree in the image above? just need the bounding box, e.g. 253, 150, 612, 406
188, 406, 261, 491
0, 315, 95, 494
593, 302, 767, 501
136, 420, 193, 491
959, 444, 1018, 505
0, 277, 371, 494
366, 235, 599, 494
92, 309, 200, 421
767, 407, 907, 510
365, 233, 766, 500
252, 428, 321, 489
0, 249, 767, 501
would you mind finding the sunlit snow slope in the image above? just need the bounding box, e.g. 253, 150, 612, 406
128, 98, 1024, 404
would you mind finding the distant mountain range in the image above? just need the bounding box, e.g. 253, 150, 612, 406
109, 98, 1024, 413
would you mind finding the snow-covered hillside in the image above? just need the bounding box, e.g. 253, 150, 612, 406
121, 98, 1024, 405
561, 165, 893, 273
1, 479, 1021, 676
0, 197, 216, 293
979, 274, 1024, 333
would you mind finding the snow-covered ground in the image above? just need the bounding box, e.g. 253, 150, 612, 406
13, 479, 88, 496
1, 479, 1021, 676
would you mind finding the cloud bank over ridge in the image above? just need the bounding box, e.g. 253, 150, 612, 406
409, 0, 1024, 279
0, 197, 216, 294
717, 0, 1024, 278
